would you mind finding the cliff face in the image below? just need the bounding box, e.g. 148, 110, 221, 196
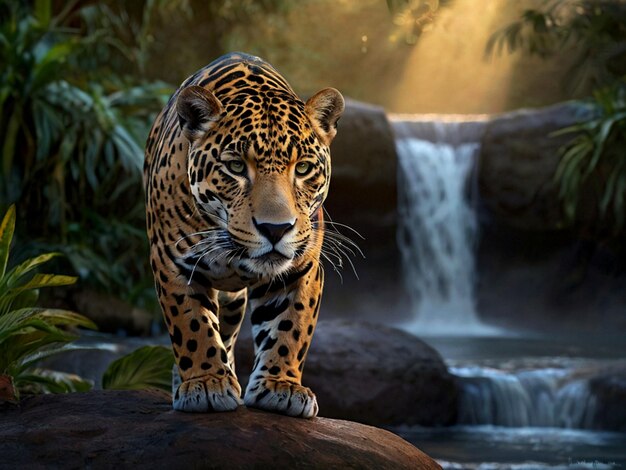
478, 102, 587, 231
477, 103, 626, 332
0, 389, 441, 469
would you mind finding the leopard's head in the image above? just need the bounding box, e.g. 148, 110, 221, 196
176, 83, 344, 278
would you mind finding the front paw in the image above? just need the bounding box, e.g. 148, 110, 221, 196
173, 373, 243, 412
244, 378, 318, 418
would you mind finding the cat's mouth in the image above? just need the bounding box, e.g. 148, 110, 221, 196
243, 249, 293, 277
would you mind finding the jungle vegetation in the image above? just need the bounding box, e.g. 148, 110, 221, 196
0, 0, 295, 312
1, 0, 624, 327
488, 0, 626, 235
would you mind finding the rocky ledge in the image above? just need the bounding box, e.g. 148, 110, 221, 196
0, 389, 440, 469
237, 320, 459, 427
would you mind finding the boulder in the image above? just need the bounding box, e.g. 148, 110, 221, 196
237, 319, 458, 427
0, 389, 441, 469
45, 320, 458, 427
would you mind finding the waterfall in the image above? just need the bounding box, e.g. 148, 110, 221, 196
452, 365, 599, 429
391, 117, 496, 335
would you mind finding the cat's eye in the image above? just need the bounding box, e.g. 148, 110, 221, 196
295, 161, 313, 177
226, 160, 246, 175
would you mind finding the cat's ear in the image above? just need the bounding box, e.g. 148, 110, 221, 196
305, 88, 345, 145
176, 85, 223, 142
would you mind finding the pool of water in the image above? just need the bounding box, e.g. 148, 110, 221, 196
394, 425, 626, 469
394, 334, 626, 469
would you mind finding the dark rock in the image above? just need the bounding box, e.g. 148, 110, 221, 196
0, 389, 441, 469
237, 320, 458, 427
323, 99, 408, 323
472, 102, 626, 333
476, 222, 626, 333
45, 320, 457, 427
479, 102, 591, 231
390, 114, 487, 146
73, 289, 154, 335
589, 362, 626, 432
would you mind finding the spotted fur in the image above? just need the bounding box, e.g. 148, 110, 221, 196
144, 53, 344, 418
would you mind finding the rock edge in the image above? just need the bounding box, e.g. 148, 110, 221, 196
0, 389, 441, 469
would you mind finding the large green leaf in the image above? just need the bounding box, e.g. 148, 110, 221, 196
0, 308, 95, 347
102, 345, 174, 392
8, 273, 76, 295
18, 344, 97, 373
34, 309, 96, 329
3, 253, 61, 287
0, 274, 76, 315
15, 369, 93, 394
0, 321, 74, 373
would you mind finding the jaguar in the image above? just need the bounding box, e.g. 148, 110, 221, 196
144, 52, 344, 418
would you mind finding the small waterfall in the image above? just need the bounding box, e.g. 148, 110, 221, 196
391, 117, 495, 335
396, 139, 479, 330
453, 366, 599, 429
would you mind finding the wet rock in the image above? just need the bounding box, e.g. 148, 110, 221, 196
589, 363, 626, 432
476, 223, 626, 333
237, 319, 458, 427
0, 389, 441, 469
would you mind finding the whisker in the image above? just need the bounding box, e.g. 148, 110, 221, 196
188, 248, 212, 285
319, 220, 365, 240
320, 250, 343, 283
324, 232, 365, 259
323, 236, 358, 259
187, 238, 231, 252
310, 210, 364, 281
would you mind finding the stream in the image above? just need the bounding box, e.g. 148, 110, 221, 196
393, 334, 626, 469
391, 117, 626, 468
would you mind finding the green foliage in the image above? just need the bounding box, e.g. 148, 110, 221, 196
486, 0, 626, 96
137, 0, 292, 85
554, 84, 626, 232
0, 0, 172, 307
0, 205, 96, 403
102, 345, 174, 392
487, 0, 626, 234
386, 0, 449, 44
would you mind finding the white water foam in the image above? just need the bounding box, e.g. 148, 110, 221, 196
395, 136, 499, 335
452, 365, 598, 428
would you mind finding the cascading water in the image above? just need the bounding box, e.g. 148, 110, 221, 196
391, 117, 496, 335
388, 117, 620, 454
452, 364, 598, 428
396, 138, 480, 332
